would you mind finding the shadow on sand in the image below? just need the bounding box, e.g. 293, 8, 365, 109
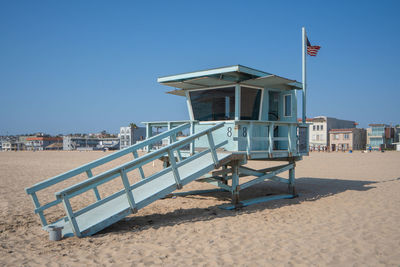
97, 177, 379, 236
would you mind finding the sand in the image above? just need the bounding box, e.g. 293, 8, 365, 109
0, 150, 399, 266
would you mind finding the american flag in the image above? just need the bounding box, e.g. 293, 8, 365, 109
307, 38, 320, 56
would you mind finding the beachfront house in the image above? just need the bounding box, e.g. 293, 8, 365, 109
25, 137, 63, 151
329, 128, 366, 151
305, 116, 356, 151
366, 124, 396, 150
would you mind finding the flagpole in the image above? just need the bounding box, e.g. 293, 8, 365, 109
302, 27, 307, 124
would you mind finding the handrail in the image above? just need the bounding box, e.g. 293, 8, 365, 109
25, 123, 191, 195
25, 123, 191, 227
55, 122, 225, 198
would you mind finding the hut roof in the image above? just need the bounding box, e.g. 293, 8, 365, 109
158, 65, 302, 96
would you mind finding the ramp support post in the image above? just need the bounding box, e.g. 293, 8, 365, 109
120, 170, 137, 213
62, 196, 81, 237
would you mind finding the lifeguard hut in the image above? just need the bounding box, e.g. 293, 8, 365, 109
25, 65, 308, 238
144, 65, 308, 206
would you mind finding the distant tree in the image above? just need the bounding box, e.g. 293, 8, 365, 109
130, 123, 138, 129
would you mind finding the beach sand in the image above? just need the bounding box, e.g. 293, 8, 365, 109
0, 150, 399, 266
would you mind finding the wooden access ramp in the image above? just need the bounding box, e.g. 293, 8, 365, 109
25, 123, 230, 238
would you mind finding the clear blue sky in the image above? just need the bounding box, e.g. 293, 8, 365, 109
1, 1, 399, 135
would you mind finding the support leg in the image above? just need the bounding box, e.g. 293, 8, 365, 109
288, 160, 296, 196
222, 165, 228, 185
231, 161, 240, 205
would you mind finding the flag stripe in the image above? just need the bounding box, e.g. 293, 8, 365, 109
307, 45, 320, 56
306, 37, 320, 56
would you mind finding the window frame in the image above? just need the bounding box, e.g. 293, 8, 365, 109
187, 84, 264, 122
283, 94, 292, 117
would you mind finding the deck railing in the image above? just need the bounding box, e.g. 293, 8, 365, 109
237, 120, 299, 156
25, 123, 191, 227
143, 120, 307, 157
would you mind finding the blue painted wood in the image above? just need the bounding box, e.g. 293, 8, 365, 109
34, 123, 228, 237
47, 151, 232, 238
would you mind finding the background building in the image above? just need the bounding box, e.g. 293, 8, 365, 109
63, 136, 120, 151
329, 128, 366, 151
366, 124, 396, 150
305, 116, 357, 150
119, 125, 146, 150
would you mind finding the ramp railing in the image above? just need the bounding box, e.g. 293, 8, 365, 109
54, 122, 225, 237
25, 123, 191, 227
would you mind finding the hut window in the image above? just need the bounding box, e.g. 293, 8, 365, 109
240, 87, 261, 120
189, 87, 235, 121
284, 94, 292, 117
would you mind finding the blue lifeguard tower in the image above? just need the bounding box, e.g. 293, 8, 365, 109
25, 64, 309, 238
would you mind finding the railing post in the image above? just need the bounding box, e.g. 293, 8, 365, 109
171, 134, 183, 161
288, 125, 292, 154
30, 193, 47, 226
268, 123, 274, 156
86, 170, 101, 201
120, 169, 137, 213
132, 150, 145, 179
190, 121, 195, 155
167, 122, 172, 145
146, 123, 152, 152
246, 122, 253, 156
168, 149, 182, 189
62, 196, 81, 237
206, 131, 219, 167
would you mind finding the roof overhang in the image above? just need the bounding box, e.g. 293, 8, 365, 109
158, 65, 302, 96
239, 75, 302, 90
